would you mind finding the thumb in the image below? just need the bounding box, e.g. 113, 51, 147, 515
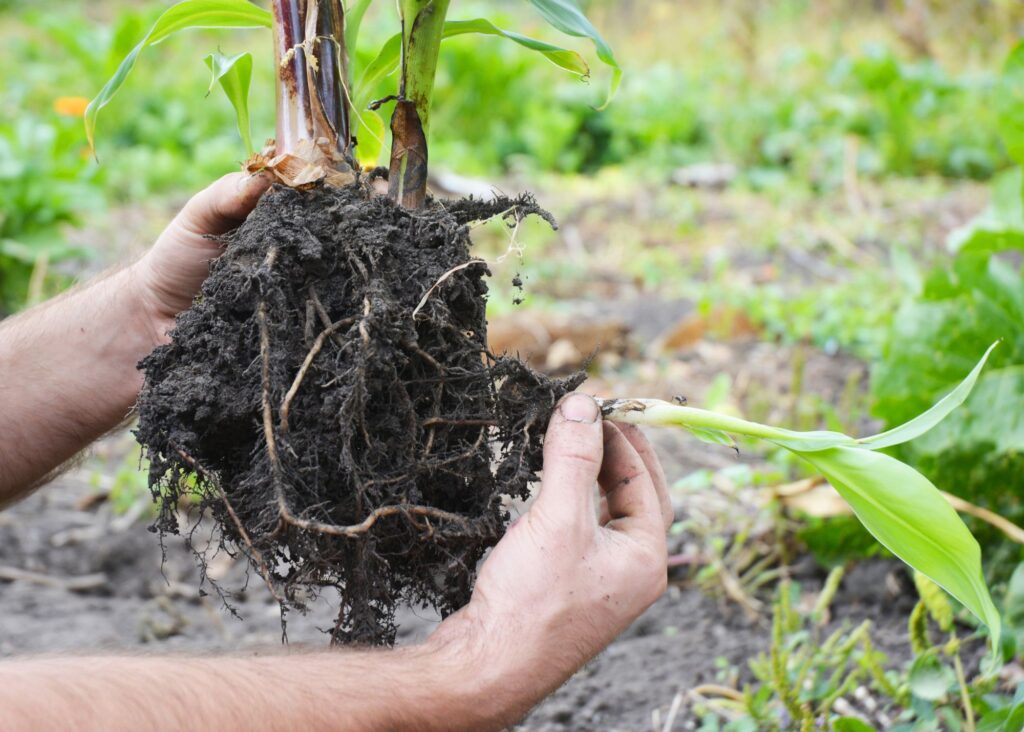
533, 393, 603, 527
176, 171, 270, 238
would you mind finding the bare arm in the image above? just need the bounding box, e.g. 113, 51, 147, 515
0, 173, 269, 504
0, 394, 670, 730
0, 642, 515, 732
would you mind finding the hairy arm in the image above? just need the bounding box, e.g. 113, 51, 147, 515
0, 640, 520, 732
0, 174, 268, 505
0, 394, 671, 730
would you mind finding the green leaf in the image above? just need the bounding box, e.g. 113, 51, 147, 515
353, 33, 403, 111
978, 702, 1024, 732
354, 20, 591, 113
442, 19, 590, 77
204, 51, 254, 156
525, 0, 622, 108
998, 41, 1024, 167
800, 447, 1000, 647
685, 426, 738, 452
345, 0, 375, 58
949, 168, 1024, 256
601, 346, 1003, 646
834, 720, 878, 732
1005, 562, 1024, 631
85, 0, 271, 152
352, 107, 388, 167
908, 653, 956, 701
858, 341, 998, 451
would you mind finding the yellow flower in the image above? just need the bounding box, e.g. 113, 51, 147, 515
54, 96, 90, 117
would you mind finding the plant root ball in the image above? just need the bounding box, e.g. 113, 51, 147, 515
135, 183, 581, 645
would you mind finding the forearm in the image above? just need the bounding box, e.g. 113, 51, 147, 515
0, 632, 529, 732
0, 266, 159, 504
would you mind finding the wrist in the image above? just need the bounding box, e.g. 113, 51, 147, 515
422, 605, 565, 730
124, 257, 176, 349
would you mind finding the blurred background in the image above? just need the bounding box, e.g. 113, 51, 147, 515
3, 1, 1024, 729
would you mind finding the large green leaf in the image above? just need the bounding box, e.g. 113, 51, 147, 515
525, 0, 622, 107
204, 51, 254, 156
801, 447, 1000, 646
949, 168, 1024, 256
85, 0, 272, 152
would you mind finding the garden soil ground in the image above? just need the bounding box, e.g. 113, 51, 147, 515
0, 462, 928, 730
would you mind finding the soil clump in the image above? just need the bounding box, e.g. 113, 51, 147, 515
135, 183, 581, 644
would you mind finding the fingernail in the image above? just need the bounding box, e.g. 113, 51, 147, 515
559, 393, 599, 423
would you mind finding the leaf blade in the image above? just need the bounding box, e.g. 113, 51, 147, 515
442, 19, 590, 78
204, 51, 254, 156
525, 0, 622, 107
799, 446, 1000, 645
857, 341, 999, 450
85, 0, 271, 152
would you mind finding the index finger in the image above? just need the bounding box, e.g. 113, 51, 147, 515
598, 423, 663, 538
616, 423, 673, 530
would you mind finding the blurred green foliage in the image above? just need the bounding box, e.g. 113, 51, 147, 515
869, 41, 1024, 576
0, 0, 1019, 343
432, 14, 1007, 181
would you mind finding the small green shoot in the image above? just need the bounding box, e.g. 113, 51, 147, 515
602, 344, 1002, 648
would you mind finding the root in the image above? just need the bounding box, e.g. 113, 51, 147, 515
281, 316, 357, 433
137, 184, 581, 645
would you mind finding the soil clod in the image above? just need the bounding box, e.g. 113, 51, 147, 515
136, 183, 581, 644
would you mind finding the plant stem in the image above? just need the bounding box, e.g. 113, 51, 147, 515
388, 0, 451, 208
313, 0, 350, 153
272, 0, 315, 154
272, 0, 351, 162
597, 398, 810, 442
953, 653, 976, 732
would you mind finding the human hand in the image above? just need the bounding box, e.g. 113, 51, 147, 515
429, 393, 672, 728
131, 172, 270, 342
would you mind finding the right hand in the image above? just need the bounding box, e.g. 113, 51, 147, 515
131, 172, 270, 345
431, 393, 671, 726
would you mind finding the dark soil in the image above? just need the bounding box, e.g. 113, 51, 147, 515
135, 183, 580, 645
